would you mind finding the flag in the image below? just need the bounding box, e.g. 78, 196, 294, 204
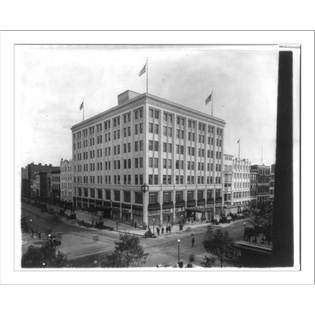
138, 62, 147, 77
79, 100, 84, 111
205, 90, 213, 105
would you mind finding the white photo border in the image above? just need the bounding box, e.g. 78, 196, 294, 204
0, 30, 313, 285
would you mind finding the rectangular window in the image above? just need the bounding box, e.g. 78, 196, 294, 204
197, 190, 204, 200
154, 175, 159, 185
149, 192, 158, 204
163, 191, 172, 203
176, 191, 183, 201
114, 190, 120, 201
124, 191, 131, 203
187, 190, 194, 201
135, 191, 143, 204
154, 158, 159, 168
154, 141, 159, 151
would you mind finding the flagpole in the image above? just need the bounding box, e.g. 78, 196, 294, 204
211, 89, 214, 116
146, 59, 149, 94
83, 99, 85, 121
238, 140, 240, 159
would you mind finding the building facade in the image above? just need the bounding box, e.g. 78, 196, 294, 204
71, 90, 225, 226
47, 170, 61, 201
269, 163, 275, 201
21, 162, 59, 198
250, 164, 271, 206
223, 154, 251, 214
60, 158, 73, 203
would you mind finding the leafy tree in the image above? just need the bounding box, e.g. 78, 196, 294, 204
203, 228, 233, 267
22, 241, 67, 268
102, 234, 148, 267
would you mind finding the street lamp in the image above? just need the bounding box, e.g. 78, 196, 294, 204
177, 239, 181, 264
243, 222, 247, 241
140, 183, 149, 194
153, 217, 156, 235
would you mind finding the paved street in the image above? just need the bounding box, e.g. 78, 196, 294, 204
22, 202, 251, 266
22, 203, 119, 260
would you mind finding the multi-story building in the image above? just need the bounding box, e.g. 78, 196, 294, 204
47, 170, 61, 201
60, 158, 73, 203
250, 164, 271, 206
223, 154, 251, 214
269, 163, 275, 202
71, 90, 225, 226
30, 172, 49, 199
250, 168, 258, 207
21, 162, 59, 198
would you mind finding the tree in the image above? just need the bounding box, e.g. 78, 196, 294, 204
101, 234, 148, 267
22, 241, 67, 268
203, 228, 233, 267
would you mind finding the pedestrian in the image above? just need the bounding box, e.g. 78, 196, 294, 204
156, 226, 160, 236
178, 261, 184, 268
191, 234, 195, 248
38, 232, 41, 239
161, 226, 164, 234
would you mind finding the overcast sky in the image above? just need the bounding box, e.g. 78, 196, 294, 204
16, 45, 278, 167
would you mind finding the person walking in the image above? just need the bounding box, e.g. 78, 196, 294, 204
156, 226, 160, 236
161, 226, 164, 234
191, 233, 195, 248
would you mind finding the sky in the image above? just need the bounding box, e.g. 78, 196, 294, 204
15, 45, 278, 167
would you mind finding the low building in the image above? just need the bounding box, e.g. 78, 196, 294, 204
60, 158, 73, 203
223, 154, 251, 214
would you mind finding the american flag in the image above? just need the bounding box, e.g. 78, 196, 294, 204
205, 90, 213, 105
138, 62, 147, 77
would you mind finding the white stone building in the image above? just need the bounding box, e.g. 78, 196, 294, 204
224, 154, 251, 214
71, 90, 225, 226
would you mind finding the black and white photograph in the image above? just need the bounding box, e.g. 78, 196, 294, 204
1, 2, 315, 313
16, 43, 299, 269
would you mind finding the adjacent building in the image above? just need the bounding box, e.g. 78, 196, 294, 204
223, 154, 251, 214
250, 164, 271, 206
47, 170, 61, 201
71, 90, 225, 226
60, 158, 73, 203
30, 172, 49, 199
269, 163, 275, 202
22, 162, 59, 199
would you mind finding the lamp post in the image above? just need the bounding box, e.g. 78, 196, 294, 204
177, 239, 181, 264
141, 183, 149, 228
140, 183, 149, 194
243, 222, 247, 241
153, 217, 156, 235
